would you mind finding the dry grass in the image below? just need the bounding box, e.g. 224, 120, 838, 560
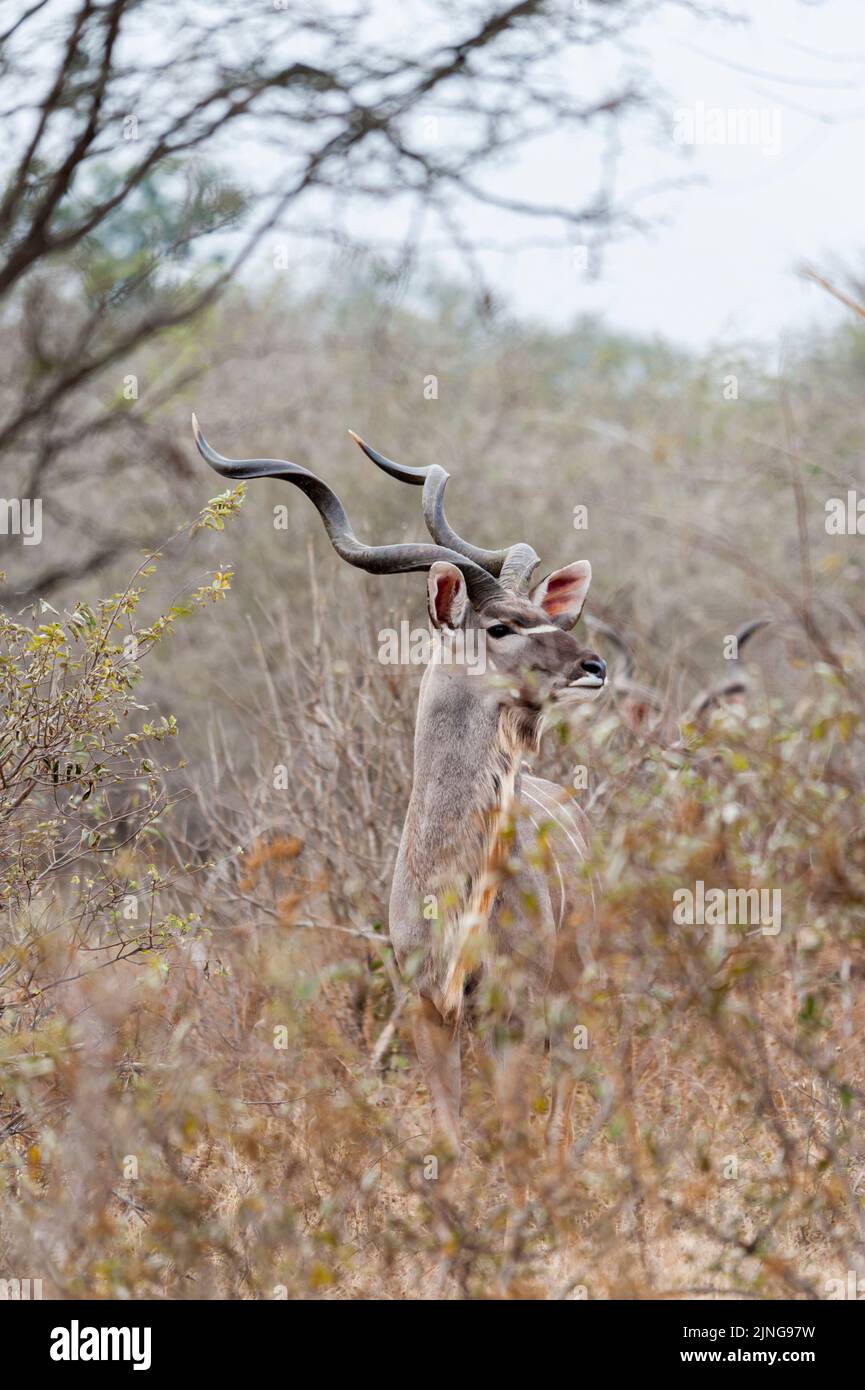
2, 288, 865, 1299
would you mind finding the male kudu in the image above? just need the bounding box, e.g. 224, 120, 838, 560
193, 417, 606, 1173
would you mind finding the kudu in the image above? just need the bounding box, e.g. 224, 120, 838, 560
590, 615, 769, 743
192, 416, 606, 1171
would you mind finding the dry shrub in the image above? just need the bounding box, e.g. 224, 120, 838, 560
3, 533, 864, 1299
2, 291, 865, 1299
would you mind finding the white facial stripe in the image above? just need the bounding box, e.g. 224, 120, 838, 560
517, 624, 560, 635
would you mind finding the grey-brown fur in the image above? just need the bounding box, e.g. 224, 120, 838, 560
390, 577, 605, 1154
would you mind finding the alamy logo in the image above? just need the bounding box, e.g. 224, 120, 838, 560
673, 880, 781, 936
673, 102, 782, 156
50, 1321, 152, 1371
825, 491, 865, 535
0, 497, 42, 545
378, 621, 487, 674
0, 1277, 42, 1299
825, 1270, 865, 1300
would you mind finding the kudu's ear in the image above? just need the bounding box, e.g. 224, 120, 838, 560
427, 561, 468, 629
529, 560, 592, 630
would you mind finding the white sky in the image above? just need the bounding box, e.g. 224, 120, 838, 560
474, 0, 865, 347
253, 0, 864, 351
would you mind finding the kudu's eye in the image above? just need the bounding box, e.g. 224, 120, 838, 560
487, 623, 514, 639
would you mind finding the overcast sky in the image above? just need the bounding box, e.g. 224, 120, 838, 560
534, 0, 865, 349
451, 0, 865, 349
253, 0, 863, 352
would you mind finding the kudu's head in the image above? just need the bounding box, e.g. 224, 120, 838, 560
192, 418, 606, 718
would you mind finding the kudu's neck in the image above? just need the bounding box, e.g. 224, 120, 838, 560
401, 663, 536, 885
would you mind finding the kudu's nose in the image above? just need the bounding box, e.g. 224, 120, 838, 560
580, 657, 606, 681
